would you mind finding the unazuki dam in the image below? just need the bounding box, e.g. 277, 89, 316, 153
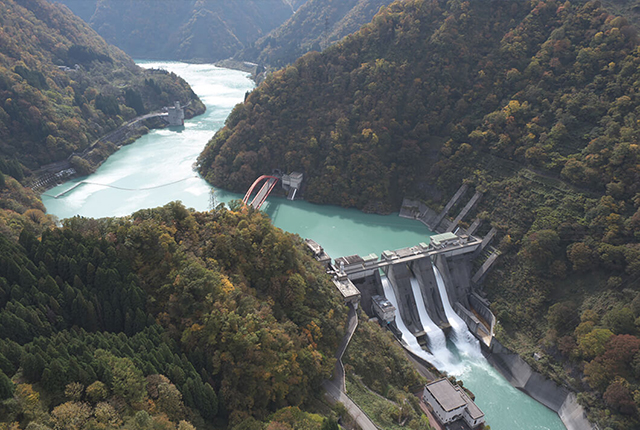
310, 231, 495, 351
309, 223, 592, 430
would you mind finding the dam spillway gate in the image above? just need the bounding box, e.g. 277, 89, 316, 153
305, 231, 496, 352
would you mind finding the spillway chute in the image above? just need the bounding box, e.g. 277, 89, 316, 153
409, 276, 456, 367
432, 262, 482, 359
381, 276, 441, 365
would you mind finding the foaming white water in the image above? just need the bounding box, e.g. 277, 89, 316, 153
409, 277, 456, 366
381, 276, 439, 365
432, 263, 482, 358
383, 271, 566, 430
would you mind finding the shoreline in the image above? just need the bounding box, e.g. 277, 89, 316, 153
481, 339, 593, 430
29, 106, 205, 194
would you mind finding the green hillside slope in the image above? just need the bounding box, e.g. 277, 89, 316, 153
198, 1, 640, 427
0, 0, 204, 174
0, 169, 431, 429
199, 0, 534, 210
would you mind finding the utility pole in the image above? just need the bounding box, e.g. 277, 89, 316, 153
209, 188, 216, 211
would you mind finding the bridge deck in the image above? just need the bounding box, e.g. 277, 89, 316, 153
243, 175, 280, 209
250, 177, 277, 209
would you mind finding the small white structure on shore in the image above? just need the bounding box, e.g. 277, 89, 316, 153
281, 171, 303, 200
422, 379, 485, 429
165, 101, 184, 126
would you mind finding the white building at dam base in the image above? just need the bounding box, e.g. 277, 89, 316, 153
422, 378, 485, 429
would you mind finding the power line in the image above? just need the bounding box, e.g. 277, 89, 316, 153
42, 176, 199, 198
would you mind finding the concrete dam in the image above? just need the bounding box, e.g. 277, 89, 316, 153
306, 192, 594, 430
306, 231, 496, 352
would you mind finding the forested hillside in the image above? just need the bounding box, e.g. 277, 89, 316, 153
0, 196, 348, 428
198, 1, 640, 428
0, 1, 438, 428
57, 0, 298, 63
0, 0, 204, 174
239, 0, 397, 67
0, 169, 433, 429
599, 0, 640, 32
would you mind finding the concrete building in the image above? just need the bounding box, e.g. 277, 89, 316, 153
334, 253, 378, 280
281, 171, 303, 200
422, 379, 484, 429
165, 101, 185, 126
332, 273, 361, 307
371, 295, 395, 323
429, 232, 465, 249
304, 238, 331, 268
282, 171, 303, 189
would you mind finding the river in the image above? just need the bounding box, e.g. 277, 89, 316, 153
42, 61, 566, 430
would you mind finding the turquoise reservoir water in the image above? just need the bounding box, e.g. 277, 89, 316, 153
42, 61, 567, 430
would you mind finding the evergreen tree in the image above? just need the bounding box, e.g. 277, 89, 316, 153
0, 370, 14, 400
201, 383, 218, 419
321, 417, 339, 430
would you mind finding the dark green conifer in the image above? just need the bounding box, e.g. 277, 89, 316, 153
0, 370, 14, 400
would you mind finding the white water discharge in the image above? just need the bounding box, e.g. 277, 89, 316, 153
386, 265, 565, 430
381, 276, 437, 364
432, 263, 482, 358
409, 276, 456, 365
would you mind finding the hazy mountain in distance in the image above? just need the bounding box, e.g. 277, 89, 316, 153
56, 0, 297, 62
240, 0, 397, 67
287, 0, 309, 10
53, 0, 97, 21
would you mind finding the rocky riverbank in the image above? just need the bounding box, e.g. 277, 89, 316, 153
215, 58, 265, 82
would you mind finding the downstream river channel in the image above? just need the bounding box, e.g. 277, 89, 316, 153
43, 61, 566, 430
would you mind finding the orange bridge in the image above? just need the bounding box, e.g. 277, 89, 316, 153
242, 175, 279, 209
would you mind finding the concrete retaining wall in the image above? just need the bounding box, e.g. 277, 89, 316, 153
455, 302, 480, 334
469, 294, 495, 334
399, 198, 439, 229
487, 339, 594, 430
432, 184, 469, 230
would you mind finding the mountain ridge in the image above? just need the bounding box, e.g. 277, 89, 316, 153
238, 0, 398, 67
56, 0, 298, 62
